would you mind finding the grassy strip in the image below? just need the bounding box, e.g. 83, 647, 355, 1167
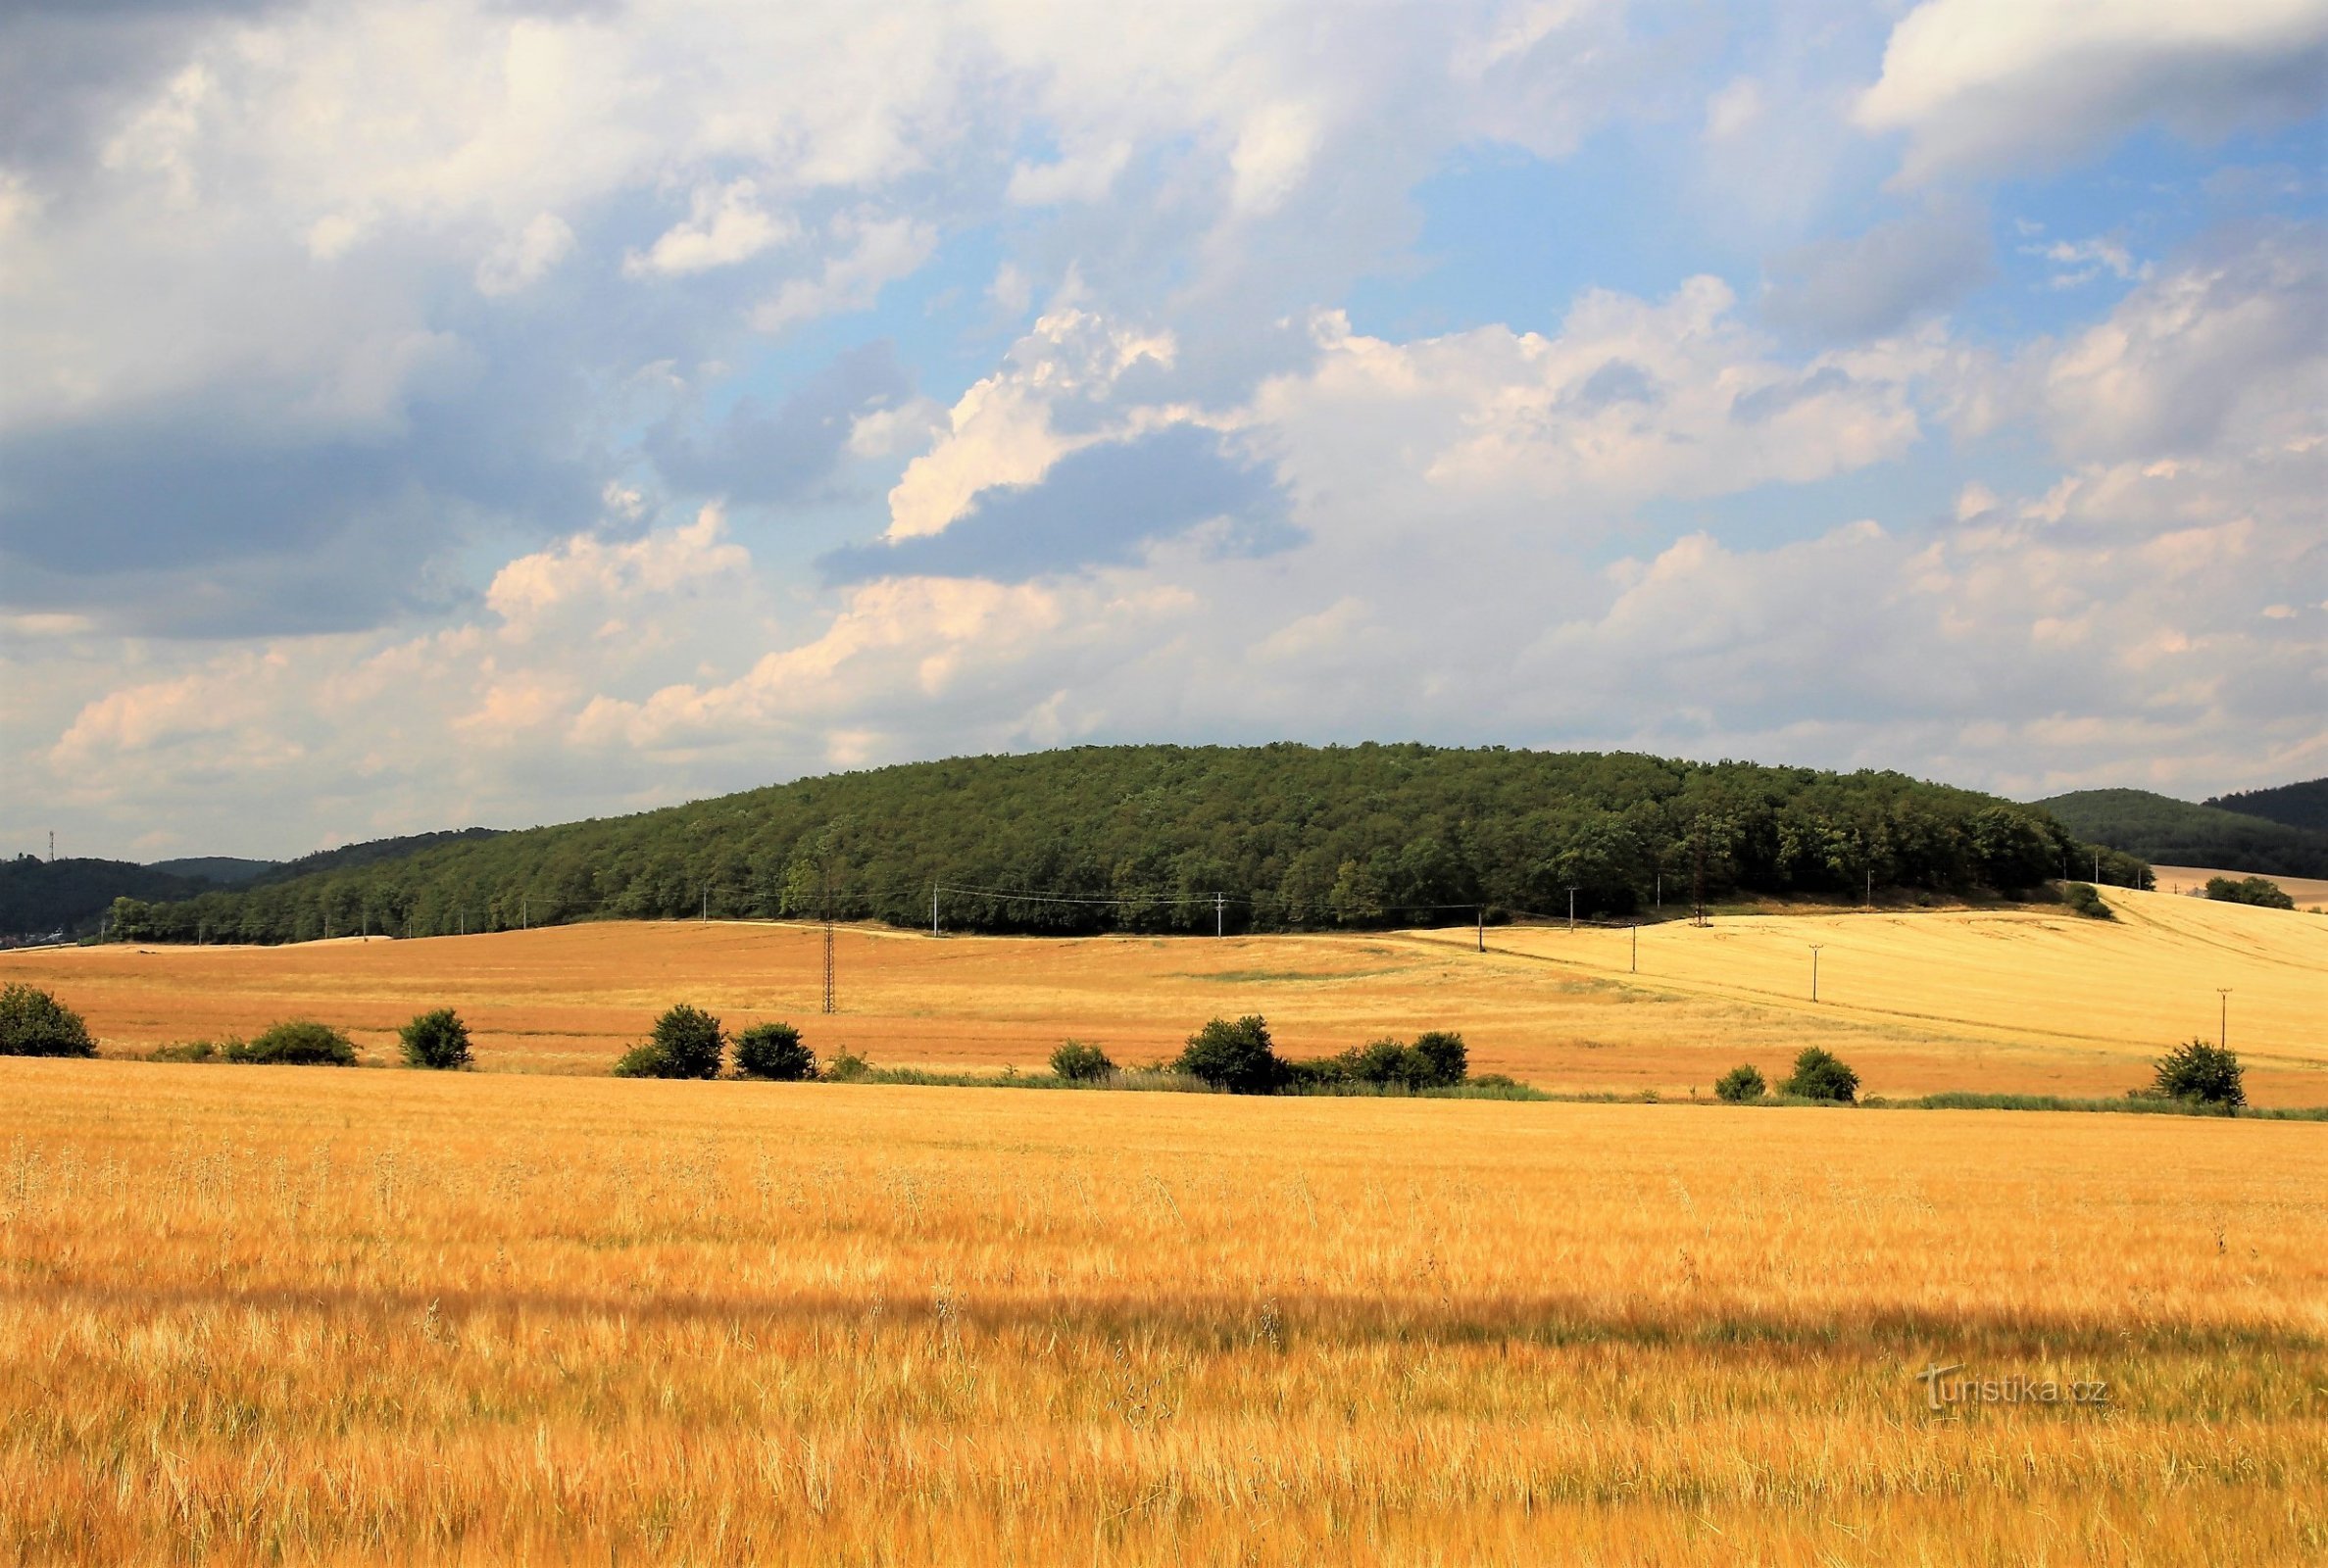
1871, 1091, 2328, 1121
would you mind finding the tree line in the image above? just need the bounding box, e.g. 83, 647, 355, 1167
106, 744, 2152, 943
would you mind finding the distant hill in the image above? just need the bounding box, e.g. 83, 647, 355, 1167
147, 857, 277, 885
1, 829, 507, 942
2039, 788, 2328, 880
243, 828, 505, 889
2204, 778, 2328, 834
111, 744, 2150, 945
1, 857, 215, 940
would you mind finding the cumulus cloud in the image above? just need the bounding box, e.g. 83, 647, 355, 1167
2039, 228, 2326, 464
1858, 0, 2328, 182
624, 181, 795, 278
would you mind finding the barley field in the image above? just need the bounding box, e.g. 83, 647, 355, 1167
8, 883, 2324, 1102
2, 1058, 2322, 1565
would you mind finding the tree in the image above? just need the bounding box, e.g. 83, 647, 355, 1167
1714, 1063, 1765, 1102
735, 1021, 816, 1081
0, 984, 96, 1057
1412, 1030, 1468, 1087
1176, 1015, 1287, 1094
2152, 1040, 2245, 1107
1050, 1040, 1115, 1081
614, 1004, 726, 1079
1780, 1047, 1858, 1103
398, 1007, 473, 1069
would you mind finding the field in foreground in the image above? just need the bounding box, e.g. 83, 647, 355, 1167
1, 1060, 2322, 1565
7, 883, 2324, 1102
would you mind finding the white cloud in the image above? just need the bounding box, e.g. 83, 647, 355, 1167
2040, 231, 2326, 463
1858, 0, 2328, 182
752, 213, 935, 331
477, 212, 576, 294
623, 181, 793, 278
1006, 141, 1132, 206
883, 305, 1177, 539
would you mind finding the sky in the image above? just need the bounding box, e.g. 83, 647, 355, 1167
2, 0, 2323, 862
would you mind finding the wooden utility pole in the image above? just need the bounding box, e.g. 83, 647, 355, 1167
1476, 906, 1485, 953
821, 863, 837, 1014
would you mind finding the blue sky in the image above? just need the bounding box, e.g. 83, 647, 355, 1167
2, 0, 2323, 859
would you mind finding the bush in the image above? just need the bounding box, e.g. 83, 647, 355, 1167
822, 1047, 872, 1082
1050, 1040, 1115, 1081
612, 1004, 726, 1079
0, 983, 97, 1057
150, 1040, 229, 1063
1176, 1015, 1288, 1094
1780, 1047, 1858, 1103
236, 1019, 358, 1065
1412, 1030, 1468, 1086
735, 1021, 816, 1081
2060, 882, 2112, 919
2205, 875, 2295, 910
2152, 1040, 2245, 1107
398, 1007, 473, 1070
1714, 1063, 1766, 1102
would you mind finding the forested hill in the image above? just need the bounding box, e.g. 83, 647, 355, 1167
3, 858, 214, 941
110, 745, 2150, 944
2039, 788, 2328, 879
2204, 778, 2328, 835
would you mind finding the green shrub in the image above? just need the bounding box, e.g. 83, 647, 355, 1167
1714, 1063, 1766, 1102
150, 1039, 229, 1063
2152, 1040, 2245, 1107
822, 1047, 872, 1082
2060, 882, 2112, 919
735, 1021, 815, 1081
1780, 1047, 1858, 1103
0, 984, 97, 1057
1176, 1015, 1287, 1094
1412, 1030, 1468, 1086
2205, 875, 2295, 910
1050, 1040, 1115, 1081
398, 1007, 473, 1070
235, 1020, 358, 1065
611, 1042, 671, 1078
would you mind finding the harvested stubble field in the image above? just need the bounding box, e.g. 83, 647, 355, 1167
8, 883, 2324, 1102
2, 1059, 2323, 1565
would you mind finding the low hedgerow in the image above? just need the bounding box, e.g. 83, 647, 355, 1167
237, 1020, 359, 1065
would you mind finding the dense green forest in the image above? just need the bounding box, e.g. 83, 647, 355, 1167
2039, 788, 2328, 879
2204, 778, 2328, 835
3, 858, 215, 940
108, 746, 2148, 945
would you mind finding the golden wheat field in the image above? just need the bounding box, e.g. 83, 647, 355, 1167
8, 882, 2324, 1102
2, 1058, 2323, 1566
